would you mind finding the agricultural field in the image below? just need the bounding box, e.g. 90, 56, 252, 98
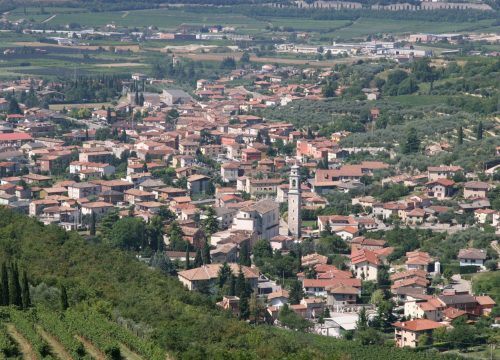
0, 5, 496, 80
4, 6, 498, 38
0, 38, 152, 78
6, 7, 269, 31
0, 307, 165, 360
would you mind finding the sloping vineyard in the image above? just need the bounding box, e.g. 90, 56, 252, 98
0, 323, 20, 359
0, 308, 164, 360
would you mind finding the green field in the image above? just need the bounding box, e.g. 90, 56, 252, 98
5, 6, 498, 39
7, 8, 269, 31
384, 95, 451, 107
264, 18, 352, 31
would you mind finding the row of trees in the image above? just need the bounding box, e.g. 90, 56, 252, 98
0, 263, 30, 309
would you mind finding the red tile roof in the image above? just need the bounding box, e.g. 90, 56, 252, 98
393, 319, 445, 332
0, 133, 32, 141
351, 248, 381, 266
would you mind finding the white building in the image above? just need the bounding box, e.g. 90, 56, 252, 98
314, 313, 358, 338
458, 248, 487, 269
232, 199, 279, 240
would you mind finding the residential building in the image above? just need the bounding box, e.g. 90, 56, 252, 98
463, 181, 489, 199
67, 182, 101, 199
350, 248, 382, 281
457, 248, 487, 269
427, 165, 463, 181
393, 319, 446, 348
177, 264, 258, 291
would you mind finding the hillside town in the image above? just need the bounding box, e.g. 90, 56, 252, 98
0, 55, 498, 352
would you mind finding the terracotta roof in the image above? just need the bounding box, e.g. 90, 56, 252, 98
267, 289, 289, 300
351, 248, 381, 266
0, 133, 32, 141
406, 251, 432, 266
124, 189, 154, 197
391, 277, 429, 290
81, 201, 113, 208
327, 284, 360, 295
351, 236, 386, 247
475, 295, 496, 306
418, 301, 440, 312
335, 226, 358, 235
390, 269, 428, 282
373, 247, 394, 258
407, 208, 426, 217
426, 178, 455, 187
317, 269, 353, 280
392, 319, 445, 332
178, 264, 258, 281
442, 307, 467, 320
314, 264, 338, 273
303, 278, 361, 289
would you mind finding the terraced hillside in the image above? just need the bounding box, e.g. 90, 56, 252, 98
0, 307, 163, 360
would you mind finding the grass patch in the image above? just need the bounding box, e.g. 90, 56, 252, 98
384, 95, 450, 107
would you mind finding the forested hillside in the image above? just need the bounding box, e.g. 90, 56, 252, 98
0, 207, 456, 359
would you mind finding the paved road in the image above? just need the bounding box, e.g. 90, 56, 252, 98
451, 274, 472, 294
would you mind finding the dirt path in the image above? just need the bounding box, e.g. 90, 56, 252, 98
37, 326, 72, 360
6, 324, 38, 360
94, 62, 145, 68
75, 335, 106, 360
13, 42, 142, 53
42, 14, 56, 23
119, 343, 144, 360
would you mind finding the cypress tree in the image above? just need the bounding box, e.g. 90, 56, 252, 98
239, 295, 249, 320
229, 273, 236, 296
457, 126, 463, 145
60, 285, 69, 310
402, 127, 420, 154
185, 245, 191, 270
288, 280, 304, 305
9, 263, 22, 307
90, 212, 96, 236
21, 270, 31, 309
477, 121, 483, 140
194, 248, 203, 268
238, 242, 251, 267
1, 263, 8, 306
106, 107, 112, 123
202, 240, 211, 265
235, 268, 247, 298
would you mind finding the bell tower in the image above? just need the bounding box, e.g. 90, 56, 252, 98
288, 164, 302, 238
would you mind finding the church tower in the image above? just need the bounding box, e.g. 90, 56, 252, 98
288, 164, 302, 238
